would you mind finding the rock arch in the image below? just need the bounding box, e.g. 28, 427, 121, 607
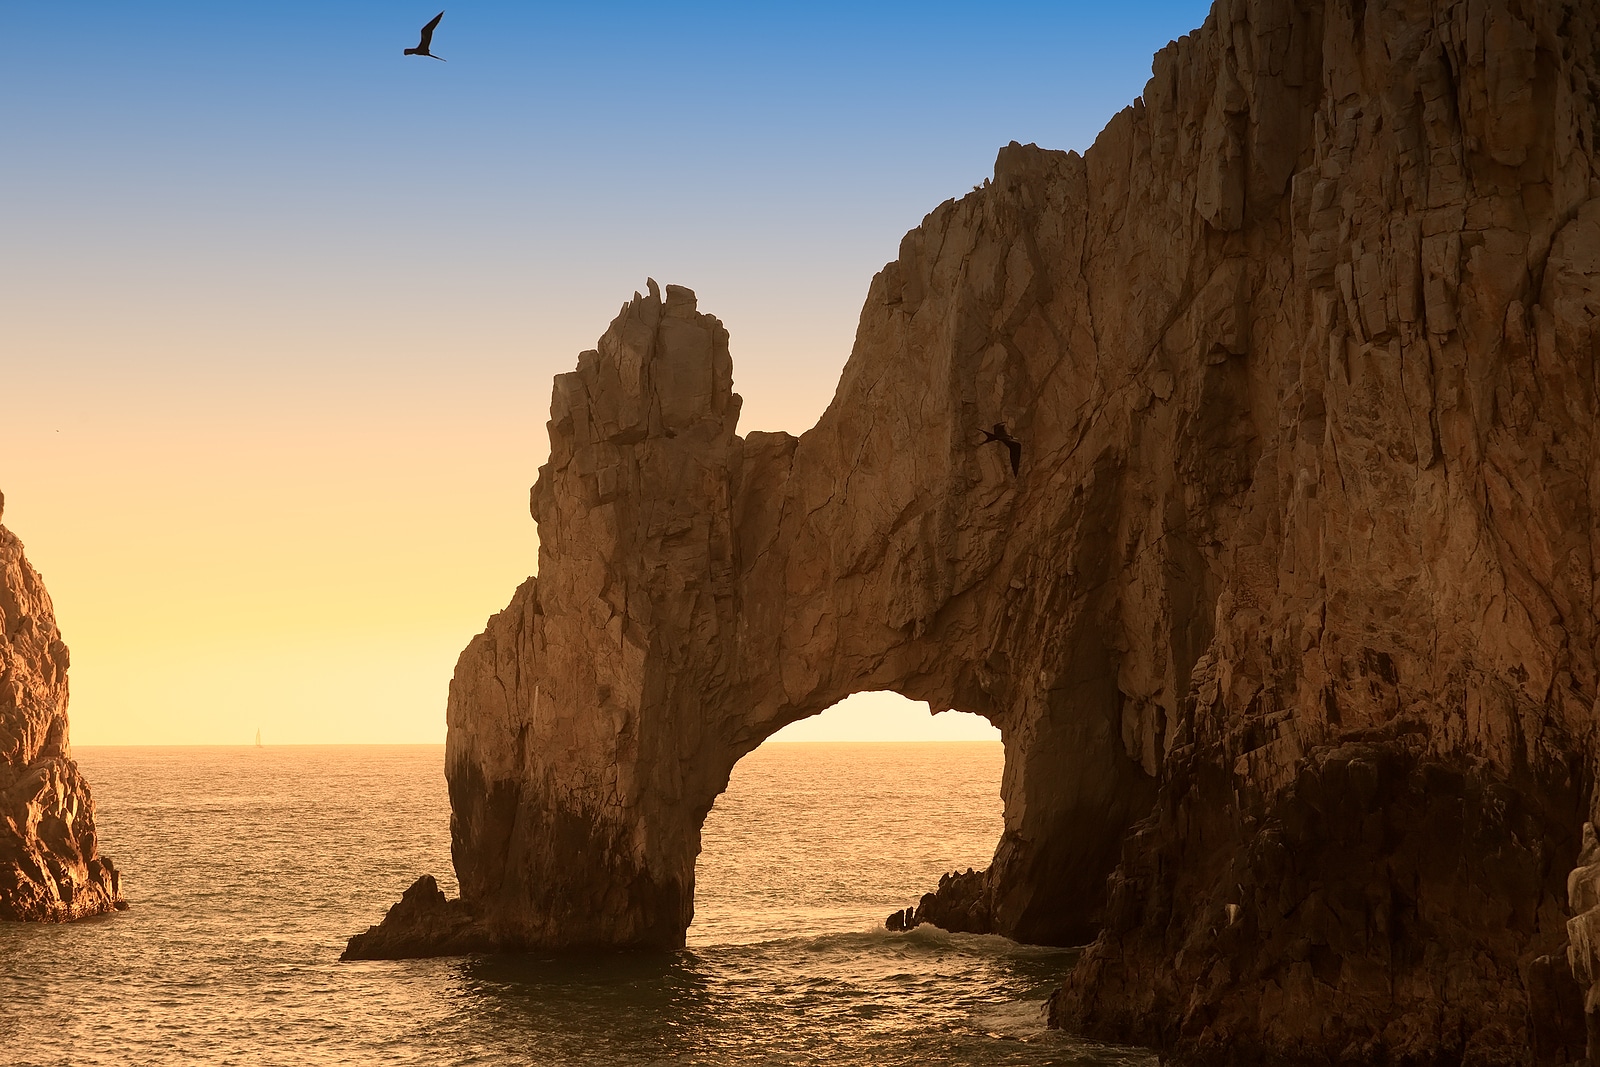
350, 123, 1256, 960
424, 263, 1177, 954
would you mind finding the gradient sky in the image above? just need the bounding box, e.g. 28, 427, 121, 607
2, 1, 1213, 744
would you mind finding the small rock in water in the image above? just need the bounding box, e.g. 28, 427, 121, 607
341, 874, 495, 960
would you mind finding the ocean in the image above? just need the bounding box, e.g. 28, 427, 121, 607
0, 744, 1155, 1066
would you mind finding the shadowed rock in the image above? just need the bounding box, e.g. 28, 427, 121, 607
886, 867, 993, 936
342, 875, 491, 960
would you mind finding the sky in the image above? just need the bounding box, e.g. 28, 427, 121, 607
2, 0, 1213, 745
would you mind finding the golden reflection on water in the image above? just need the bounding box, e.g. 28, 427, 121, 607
0, 745, 1153, 1067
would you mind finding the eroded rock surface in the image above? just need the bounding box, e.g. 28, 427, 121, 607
352, 0, 1600, 1058
0, 493, 123, 921
1043, 0, 1600, 1059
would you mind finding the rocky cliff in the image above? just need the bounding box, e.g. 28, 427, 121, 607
0, 492, 123, 921
348, 0, 1600, 1059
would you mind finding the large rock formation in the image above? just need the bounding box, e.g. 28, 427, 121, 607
354, 271, 1160, 955
350, 0, 1600, 1058
0, 492, 124, 921
1042, 0, 1600, 1059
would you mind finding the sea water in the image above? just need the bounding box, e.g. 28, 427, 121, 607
0, 744, 1154, 1066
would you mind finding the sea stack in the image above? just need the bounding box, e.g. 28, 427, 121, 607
350, 0, 1600, 1059
0, 491, 124, 920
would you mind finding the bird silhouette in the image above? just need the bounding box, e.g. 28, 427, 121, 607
405, 12, 446, 60
978, 423, 1022, 475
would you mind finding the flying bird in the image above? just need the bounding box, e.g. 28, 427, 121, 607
978, 423, 1022, 475
405, 11, 446, 61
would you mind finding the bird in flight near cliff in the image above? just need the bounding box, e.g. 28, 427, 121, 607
978, 423, 1022, 475
404, 12, 446, 60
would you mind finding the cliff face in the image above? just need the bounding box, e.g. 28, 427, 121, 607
349, 0, 1600, 1058
0, 494, 123, 921
1043, 0, 1600, 1059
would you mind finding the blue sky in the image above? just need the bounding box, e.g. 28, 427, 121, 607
2, 1, 1214, 743
6, 0, 1214, 407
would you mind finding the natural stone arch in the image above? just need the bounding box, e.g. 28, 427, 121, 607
352, 121, 1241, 959
346, 152, 1223, 956
423, 259, 1183, 955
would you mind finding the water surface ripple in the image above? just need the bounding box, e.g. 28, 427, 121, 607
0, 744, 1154, 1066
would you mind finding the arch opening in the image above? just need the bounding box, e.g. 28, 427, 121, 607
766, 691, 1000, 744
690, 692, 1004, 947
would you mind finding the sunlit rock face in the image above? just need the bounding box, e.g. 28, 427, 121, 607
352, 0, 1600, 1057
0, 494, 124, 921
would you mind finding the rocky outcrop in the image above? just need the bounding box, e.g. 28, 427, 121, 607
885, 867, 994, 935
342, 875, 492, 960
0, 493, 123, 921
350, 0, 1600, 1058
